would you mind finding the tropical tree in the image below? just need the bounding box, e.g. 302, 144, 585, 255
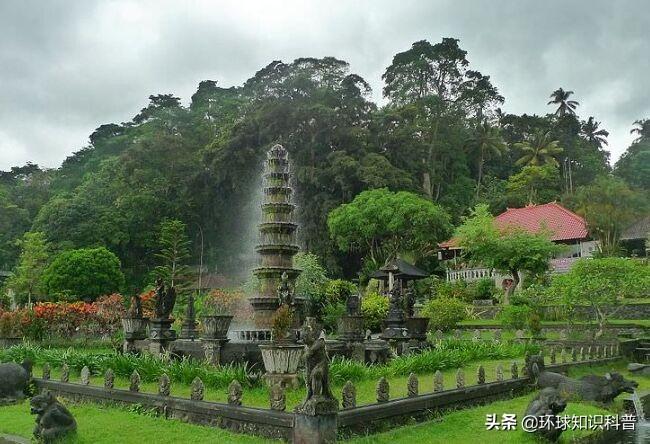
328, 188, 452, 268
580, 117, 609, 147
466, 121, 508, 196
614, 140, 650, 190
455, 205, 561, 304
574, 176, 646, 255
547, 88, 579, 117
506, 164, 561, 206
514, 130, 563, 167
630, 118, 650, 142
5, 231, 50, 305
154, 219, 191, 289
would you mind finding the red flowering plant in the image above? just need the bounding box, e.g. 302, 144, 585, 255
201, 289, 240, 316
0, 310, 20, 337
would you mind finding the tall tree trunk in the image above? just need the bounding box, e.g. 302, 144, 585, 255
505, 268, 519, 305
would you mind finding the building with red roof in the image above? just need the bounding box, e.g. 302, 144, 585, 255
439, 202, 598, 283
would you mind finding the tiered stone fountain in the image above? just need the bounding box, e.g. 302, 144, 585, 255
249, 144, 303, 329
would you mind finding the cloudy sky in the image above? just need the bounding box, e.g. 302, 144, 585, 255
1, 0, 648, 170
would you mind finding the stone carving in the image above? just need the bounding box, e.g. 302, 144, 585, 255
342, 381, 356, 409
494, 329, 501, 342
346, 292, 361, 316
560, 329, 568, 340
456, 369, 465, 389
42, 363, 50, 381
30, 391, 77, 443
524, 388, 568, 442
602, 346, 608, 358
515, 329, 524, 340
453, 329, 462, 340
376, 377, 389, 403
61, 364, 69, 383
80, 366, 90, 385
270, 384, 286, 411
476, 365, 485, 384
404, 286, 416, 318
511, 362, 518, 379
228, 380, 242, 406
472, 329, 481, 341
496, 364, 504, 382
127, 293, 143, 318
550, 347, 556, 364
104, 369, 114, 389
529, 354, 639, 403
407, 373, 419, 397
296, 328, 338, 415
154, 278, 176, 319
434, 370, 444, 392
571, 348, 577, 362
0, 360, 32, 404
159, 373, 171, 397
580, 347, 585, 361
434, 329, 444, 342
191, 377, 205, 401
277, 271, 295, 308
129, 370, 141, 392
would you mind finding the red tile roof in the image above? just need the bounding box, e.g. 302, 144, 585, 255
439, 202, 589, 248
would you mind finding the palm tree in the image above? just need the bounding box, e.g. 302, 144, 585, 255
630, 119, 650, 142
466, 121, 508, 196
548, 88, 579, 117
581, 117, 609, 147
515, 130, 563, 167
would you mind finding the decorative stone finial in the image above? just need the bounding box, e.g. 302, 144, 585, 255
104, 369, 114, 389
129, 370, 140, 392
511, 362, 519, 379
80, 366, 90, 385
342, 381, 356, 409
496, 364, 504, 382
494, 329, 502, 342
472, 329, 481, 341
477, 365, 485, 385
191, 377, 205, 401
456, 369, 465, 388
228, 380, 242, 406
61, 364, 69, 383
407, 373, 419, 397
42, 363, 50, 380
270, 384, 286, 411
434, 370, 444, 392
376, 377, 389, 403
434, 329, 444, 342
159, 373, 171, 397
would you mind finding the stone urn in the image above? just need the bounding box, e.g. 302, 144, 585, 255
200, 315, 233, 340
121, 317, 148, 340
259, 343, 304, 388
406, 317, 430, 341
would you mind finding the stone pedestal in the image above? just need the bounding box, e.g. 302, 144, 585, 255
179, 294, 199, 340
406, 316, 430, 350
338, 315, 365, 342
122, 317, 148, 354
149, 318, 176, 355
294, 398, 339, 444
201, 338, 229, 365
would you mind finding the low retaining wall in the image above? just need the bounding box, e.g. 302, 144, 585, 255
470, 303, 650, 321
34, 379, 294, 441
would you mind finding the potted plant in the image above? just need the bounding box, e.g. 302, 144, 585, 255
259, 304, 304, 387
199, 289, 234, 340
0, 311, 22, 348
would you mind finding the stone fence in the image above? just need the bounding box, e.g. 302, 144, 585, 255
31, 347, 622, 442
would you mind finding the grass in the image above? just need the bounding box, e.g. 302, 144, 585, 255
0, 401, 275, 444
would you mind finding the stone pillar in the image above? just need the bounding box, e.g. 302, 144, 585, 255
201, 339, 229, 366
149, 318, 176, 355
293, 411, 337, 444
179, 293, 199, 340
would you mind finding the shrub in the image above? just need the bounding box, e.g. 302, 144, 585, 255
0, 311, 20, 337
498, 304, 532, 330
322, 302, 345, 334
361, 291, 389, 332
324, 279, 357, 304
294, 252, 330, 318
421, 296, 467, 331
41, 247, 125, 301
200, 289, 239, 315
472, 277, 496, 300
271, 305, 293, 342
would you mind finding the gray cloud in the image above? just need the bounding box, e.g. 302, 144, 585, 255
1, 0, 648, 170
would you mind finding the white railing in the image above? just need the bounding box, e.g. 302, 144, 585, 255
446, 267, 495, 282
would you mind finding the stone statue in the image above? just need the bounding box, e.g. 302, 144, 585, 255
104, 369, 114, 389
30, 391, 77, 443
342, 381, 356, 409
346, 292, 361, 316
296, 328, 337, 414
277, 272, 294, 307
191, 377, 205, 401
524, 387, 567, 442
404, 286, 416, 318
127, 292, 143, 318
388, 283, 402, 312
270, 384, 286, 411
228, 380, 242, 406
0, 360, 32, 405
154, 278, 177, 320
159, 373, 171, 397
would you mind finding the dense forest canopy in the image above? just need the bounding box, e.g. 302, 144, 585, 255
1, 38, 648, 291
